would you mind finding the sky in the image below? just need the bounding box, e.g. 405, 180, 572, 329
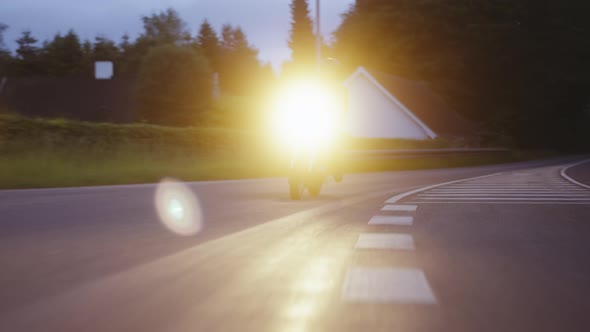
1, 0, 355, 71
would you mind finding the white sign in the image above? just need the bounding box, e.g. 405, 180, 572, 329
95, 61, 114, 80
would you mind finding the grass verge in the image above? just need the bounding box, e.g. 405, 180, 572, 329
0, 113, 555, 189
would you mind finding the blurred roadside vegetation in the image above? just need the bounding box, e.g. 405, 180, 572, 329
0, 112, 553, 189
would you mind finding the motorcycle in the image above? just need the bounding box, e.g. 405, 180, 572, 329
270, 78, 342, 200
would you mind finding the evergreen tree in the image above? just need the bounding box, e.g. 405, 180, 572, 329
15, 30, 40, 75
139, 8, 190, 46
219, 24, 260, 95
119, 33, 131, 52
43, 30, 86, 76
93, 36, 119, 61
117, 33, 133, 75
0, 22, 8, 51
288, 0, 315, 70
119, 8, 191, 76
196, 20, 220, 71
0, 23, 11, 76
136, 44, 212, 126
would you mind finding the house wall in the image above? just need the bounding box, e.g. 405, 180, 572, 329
345, 74, 429, 140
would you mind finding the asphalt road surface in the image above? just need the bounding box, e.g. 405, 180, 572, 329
1, 156, 590, 332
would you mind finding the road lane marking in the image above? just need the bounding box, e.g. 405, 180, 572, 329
429, 188, 587, 191
437, 183, 578, 186
427, 191, 588, 194
560, 158, 590, 189
369, 216, 414, 226
441, 185, 576, 188
355, 233, 415, 250
418, 193, 590, 197
381, 204, 417, 211
385, 172, 504, 204
396, 163, 590, 205
341, 268, 437, 304
442, 185, 576, 188
406, 201, 590, 205
418, 197, 590, 201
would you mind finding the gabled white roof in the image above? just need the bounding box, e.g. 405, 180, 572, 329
344, 66, 437, 139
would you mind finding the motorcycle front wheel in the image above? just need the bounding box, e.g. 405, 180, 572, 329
289, 181, 304, 200
307, 180, 322, 197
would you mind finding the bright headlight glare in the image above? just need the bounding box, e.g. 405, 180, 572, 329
271, 80, 339, 149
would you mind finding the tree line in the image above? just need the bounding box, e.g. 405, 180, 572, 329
333, 0, 590, 148
2, 0, 588, 148
0, 8, 275, 126
0, 8, 270, 88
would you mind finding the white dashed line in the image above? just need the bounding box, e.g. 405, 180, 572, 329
368, 215, 413, 226
341, 268, 437, 304
355, 233, 415, 250
381, 204, 417, 211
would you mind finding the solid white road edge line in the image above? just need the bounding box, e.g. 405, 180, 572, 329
560, 158, 590, 190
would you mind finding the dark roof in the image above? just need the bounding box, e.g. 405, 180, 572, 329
367, 70, 474, 138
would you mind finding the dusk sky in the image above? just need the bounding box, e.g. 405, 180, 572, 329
1, 0, 355, 70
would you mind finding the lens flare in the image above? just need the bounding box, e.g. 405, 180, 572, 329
155, 178, 203, 236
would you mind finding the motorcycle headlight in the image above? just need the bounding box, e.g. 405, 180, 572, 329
271, 80, 339, 150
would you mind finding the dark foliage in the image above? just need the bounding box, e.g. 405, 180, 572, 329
287, 0, 316, 72
136, 44, 212, 126
334, 0, 590, 149
0, 8, 272, 127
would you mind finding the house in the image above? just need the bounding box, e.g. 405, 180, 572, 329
343, 66, 471, 140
